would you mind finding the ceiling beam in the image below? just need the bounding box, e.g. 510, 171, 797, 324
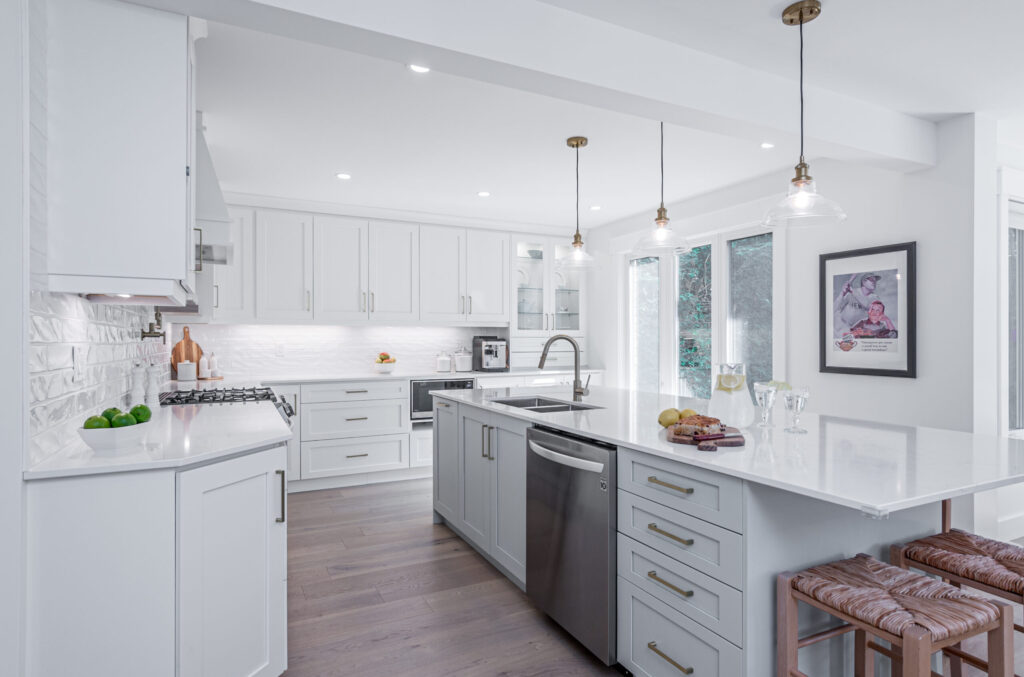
132, 0, 937, 171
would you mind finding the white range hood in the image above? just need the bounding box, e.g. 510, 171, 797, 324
194, 113, 234, 265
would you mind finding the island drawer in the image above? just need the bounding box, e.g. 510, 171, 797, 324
301, 434, 408, 479
619, 449, 743, 533
618, 579, 743, 677
301, 380, 408, 404
617, 534, 743, 646
300, 400, 410, 441
618, 491, 743, 589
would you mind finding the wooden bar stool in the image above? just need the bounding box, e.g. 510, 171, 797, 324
778, 553, 1013, 676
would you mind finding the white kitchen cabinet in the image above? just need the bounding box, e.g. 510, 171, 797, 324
256, 210, 314, 322
274, 384, 301, 479
47, 0, 192, 303
489, 416, 528, 582
511, 236, 584, 337
420, 226, 508, 324
314, 215, 370, 323
411, 423, 434, 468
178, 446, 287, 677
433, 398, 460, 523
368, 220, 420, 323
213, 207, 256, 322
302, 434, 408, 479
458, 406, 492, 552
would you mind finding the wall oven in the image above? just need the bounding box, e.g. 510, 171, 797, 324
410, 378, 475, 420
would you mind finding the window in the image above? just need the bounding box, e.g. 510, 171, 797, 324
727, 233, 774, 390
1010, 211, 1024, 430
678, 245, 713, 398
628, 257, 660, 393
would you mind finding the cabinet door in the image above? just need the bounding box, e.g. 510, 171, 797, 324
368, 221, 419, 323
458, 407, 491, 551
419, 225, 466, 323
256, 210, 313, 322
511, 238, 550, 335
314, 215, 369, 323
273, 384, 301, 480
433, 399, 459, 522
466, 230, 509, 323
178, 446, 287, 677
551, 240, 584, 335
213, 207, 256, 322
490, 415, 528, 583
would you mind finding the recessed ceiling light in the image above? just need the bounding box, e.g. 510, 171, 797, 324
335, 173, 351, 180
477, 191, 490, 198
408, 64, 430, 74
760, 142, 775, 149
590, 205, 601, 211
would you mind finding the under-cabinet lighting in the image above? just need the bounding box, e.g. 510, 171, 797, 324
335, 173, 351, 180
408, 64, 431, 74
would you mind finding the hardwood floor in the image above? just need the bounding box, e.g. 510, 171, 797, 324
283, 478, 620, 677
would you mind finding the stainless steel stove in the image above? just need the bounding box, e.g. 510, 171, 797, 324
160, 386, 295, 423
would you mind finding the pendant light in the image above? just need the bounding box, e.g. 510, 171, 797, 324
634, 121, 690, 252
762, 0, 846, 228
557, 136, 596, 268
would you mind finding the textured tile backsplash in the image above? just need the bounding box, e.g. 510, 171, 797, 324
167, 324, 506, 379
29, 292, 169, 466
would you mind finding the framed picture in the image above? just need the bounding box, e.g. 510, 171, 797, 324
819, 242, 916, 377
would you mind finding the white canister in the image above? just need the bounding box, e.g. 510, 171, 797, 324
198, 354, 210, 379
454, 353, 473, 372
177, 360, 197, 382
435, 353, 452, 372
146, 364, 163, 407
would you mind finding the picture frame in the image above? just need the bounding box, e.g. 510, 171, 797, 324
819, 242, 916, 378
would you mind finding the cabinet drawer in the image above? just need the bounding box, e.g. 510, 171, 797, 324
618, 534, 742, 646
301, 434, 408, 479
511, 337, 587, 353
618, 579, 742, 677
619, 449, 743, 533
301, 380, 408, 403
300, 400, 409, 440
618, 491, 743, 589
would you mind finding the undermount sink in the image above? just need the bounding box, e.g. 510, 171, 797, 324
489, 397, 602, 413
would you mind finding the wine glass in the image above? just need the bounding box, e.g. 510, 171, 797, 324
783, 387, 810, 434
753, 382, 777, 428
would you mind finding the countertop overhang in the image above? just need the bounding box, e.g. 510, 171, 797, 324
434, 385, 1024, 517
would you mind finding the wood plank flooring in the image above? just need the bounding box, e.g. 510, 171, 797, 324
283, 478, 621, 677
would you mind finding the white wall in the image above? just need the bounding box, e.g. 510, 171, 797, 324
588, 114, 997, 433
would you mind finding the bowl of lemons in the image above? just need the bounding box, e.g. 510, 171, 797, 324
77, 404, 153, 452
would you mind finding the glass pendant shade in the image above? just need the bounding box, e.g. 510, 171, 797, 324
763, 176, 847, 228
558, 243, 596, 268
557, 136, 596, 268
634, 219, 691, 251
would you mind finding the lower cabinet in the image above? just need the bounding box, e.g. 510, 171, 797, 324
273, 383, 301, 479
410, 423, 434, 468
301, 434, 408, 479
433, 398, 460, 522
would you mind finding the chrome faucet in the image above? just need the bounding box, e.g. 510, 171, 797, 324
538, 334, 590, 402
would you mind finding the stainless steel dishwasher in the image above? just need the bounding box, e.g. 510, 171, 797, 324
526, 426, 617, 665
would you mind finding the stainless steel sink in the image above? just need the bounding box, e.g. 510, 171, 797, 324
489, 396, 602, 413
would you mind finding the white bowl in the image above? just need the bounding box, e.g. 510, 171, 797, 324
375, 362, 396, 374
78, 421, 150, 452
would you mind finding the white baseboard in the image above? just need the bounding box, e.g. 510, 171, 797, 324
287, 466, 432, 493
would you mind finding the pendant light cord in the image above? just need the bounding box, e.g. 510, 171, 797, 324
575, 145, 580, 235
660, 121, 665, 206
799, 18, 805, 162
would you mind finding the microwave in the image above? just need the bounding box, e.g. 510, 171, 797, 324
410, 378, 475, 420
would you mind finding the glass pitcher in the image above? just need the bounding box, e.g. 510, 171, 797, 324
707, 363, 756, 428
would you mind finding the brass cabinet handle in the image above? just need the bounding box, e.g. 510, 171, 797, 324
647, 642, 693, 674
345, 416, 368, 422
346, 453, 368, 458
648, 522, 694, 546
648, 475, 694, 495
194, 227, 203, 271
436, 402, 450, 408
292, 394, 298, 411
275, 469, 286, 523
488, 425, 495, 460
345, 389, 369, 394
481, 425, 488, 458
647, 570, 694, 598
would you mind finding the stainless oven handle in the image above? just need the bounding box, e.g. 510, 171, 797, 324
528, 441, 604, 473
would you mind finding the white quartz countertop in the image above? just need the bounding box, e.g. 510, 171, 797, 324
437, 385, 1024, 517
259, 366, 601, 385
24, 401, 292, 480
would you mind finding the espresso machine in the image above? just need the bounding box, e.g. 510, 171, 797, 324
472, 336, 509, 372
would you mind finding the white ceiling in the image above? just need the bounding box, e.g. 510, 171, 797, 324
196, 23, 796, 232
540, 0, 1024, 118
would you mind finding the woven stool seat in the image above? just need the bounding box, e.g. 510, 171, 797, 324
904, 528, 1024, 596
792, 553, 1001, 642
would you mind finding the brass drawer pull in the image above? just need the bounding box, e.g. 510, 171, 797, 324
647, 570, 694, 598
648, 475, 694, 495
345, 416, 368, 422
437, 402, 450, 408
647, 642, 693, 674
648, 523, 694, 546
345, 389, 369, 394
346, 453, 369, 458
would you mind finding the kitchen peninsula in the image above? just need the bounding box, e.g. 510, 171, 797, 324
432, 384, 1024, 675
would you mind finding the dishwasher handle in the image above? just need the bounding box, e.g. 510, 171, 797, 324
528, 440, 605, 474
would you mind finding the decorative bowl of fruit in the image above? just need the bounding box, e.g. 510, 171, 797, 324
375, 352, 397, 373
77, 404, 153, 452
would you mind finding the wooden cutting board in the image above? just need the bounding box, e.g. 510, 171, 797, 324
666, 425, 745, 449
170, 326, 202, 378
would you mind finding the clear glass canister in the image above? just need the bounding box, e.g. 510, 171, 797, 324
707, 363, 756, 428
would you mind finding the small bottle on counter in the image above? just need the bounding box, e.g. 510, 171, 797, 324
145, 362, 163, 408
198, 354, 210, 379
130, 364, 146, 407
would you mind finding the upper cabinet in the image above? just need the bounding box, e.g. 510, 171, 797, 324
47, 0, 193, 304
313, 215, 370, 324
368, 221, 420, 323
420, 226, 508, 325
212, 208, 256, 323
511, 237, 583, 337
256, 210, 314, 322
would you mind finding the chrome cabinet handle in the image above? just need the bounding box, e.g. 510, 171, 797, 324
213, 284, 219, 308
292, 394, 298, 412
306, 289, 311, 311
487, 425, 494, 460
648, 522, 694, 546
481, 425, 488, 458
345, 416, 368, 422
346, 453, 368, 458
543, 313, 548, 330
275, 470, 286, 523
647, 570, 694, 598
648, 475, 694, 495
647, 642, 693, 674
194, 227, 203, 271
345, 389, 368, 394
460, 295, 465, 314
370, 292, 375, 312
362, 291, 367, 312
468, 296, 472, 315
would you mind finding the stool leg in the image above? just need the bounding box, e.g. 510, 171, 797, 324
777, 573, 799, 677
855, 629, 874, 677
988, 600, 1013, 677
902, 626, 931, 677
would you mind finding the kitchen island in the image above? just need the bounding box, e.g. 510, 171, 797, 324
432, 384, 1024, 676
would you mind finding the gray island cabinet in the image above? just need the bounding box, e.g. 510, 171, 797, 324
432, 385, 1024, 675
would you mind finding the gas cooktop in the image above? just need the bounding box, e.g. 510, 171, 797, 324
159, 386, 279, 406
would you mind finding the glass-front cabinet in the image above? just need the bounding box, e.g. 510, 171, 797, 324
512, 237, 584, 337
